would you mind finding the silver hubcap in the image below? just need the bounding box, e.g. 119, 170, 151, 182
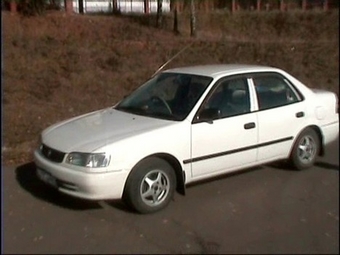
140, 170, 170, 207
297, 135, 317, 164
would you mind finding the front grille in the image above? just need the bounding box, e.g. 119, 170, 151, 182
41, 144, 65, 163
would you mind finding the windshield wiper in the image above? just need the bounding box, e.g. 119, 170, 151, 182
115, 105, 147, 115
146, 111, 178, 121
116, 105, 179, 121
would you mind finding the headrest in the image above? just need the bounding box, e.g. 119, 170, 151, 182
232, 90, 246, 101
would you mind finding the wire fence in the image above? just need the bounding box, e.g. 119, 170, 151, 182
3, 0, 338, 14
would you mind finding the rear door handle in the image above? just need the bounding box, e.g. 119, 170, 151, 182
244, 122, 256, 129
296, 111, 305, 118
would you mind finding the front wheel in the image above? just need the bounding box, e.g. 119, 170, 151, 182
123, 157, 176, 214
289, 128, 320, 170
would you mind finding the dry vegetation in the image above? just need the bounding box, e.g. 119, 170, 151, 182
2, 9, 339, 166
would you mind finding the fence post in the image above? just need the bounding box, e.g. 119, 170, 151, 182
113, 0, 118, 11
257, 0, 261, 11
190, 0, 196, 37
9, 0, 17, 14
79, 0, 84, 14
280, 0, 285, 11
232, 0, 236, 13
144, 0, 150, 14
64, 0, 74, 14
204, 0, 210, 12
323, 0, 329, 11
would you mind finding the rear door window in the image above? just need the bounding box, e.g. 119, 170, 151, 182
252, 74, 301, 110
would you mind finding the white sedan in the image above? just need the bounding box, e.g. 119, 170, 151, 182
34, 64, 339, 213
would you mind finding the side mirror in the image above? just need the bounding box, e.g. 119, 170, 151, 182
197, 108, 220, 123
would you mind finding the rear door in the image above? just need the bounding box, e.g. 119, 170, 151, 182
251, 73, 308, 161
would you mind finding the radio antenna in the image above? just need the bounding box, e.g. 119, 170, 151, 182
152, 41, 195, 77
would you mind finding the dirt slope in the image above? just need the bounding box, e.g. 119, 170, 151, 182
2, 10, 339, 165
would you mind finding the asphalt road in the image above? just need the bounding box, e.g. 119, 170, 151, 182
3, 138, 339, 254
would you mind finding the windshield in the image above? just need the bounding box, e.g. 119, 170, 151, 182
115, 72, 213, 121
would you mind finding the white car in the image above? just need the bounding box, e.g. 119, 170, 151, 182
34, 64, 339, 213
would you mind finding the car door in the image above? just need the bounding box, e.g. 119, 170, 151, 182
251, 73, 308, 162
188, 75, 258, 178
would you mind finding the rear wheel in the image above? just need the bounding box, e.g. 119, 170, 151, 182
289, 128, 320, 170
123, 157, 176, 214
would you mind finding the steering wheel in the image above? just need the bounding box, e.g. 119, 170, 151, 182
222, 103, 239, 116
151, 96, 172, 114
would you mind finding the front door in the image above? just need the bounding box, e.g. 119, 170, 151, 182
189, 76, 258, 178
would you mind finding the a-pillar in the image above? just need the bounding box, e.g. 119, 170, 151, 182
64, 0, 73, 14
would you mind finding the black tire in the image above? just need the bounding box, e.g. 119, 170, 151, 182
289, 128, 320, 170
123, 157, 176, 214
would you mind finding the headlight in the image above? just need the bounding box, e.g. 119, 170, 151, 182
66, 152, 111, 168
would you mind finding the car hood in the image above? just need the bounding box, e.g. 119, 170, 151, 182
42, 108, 175, 152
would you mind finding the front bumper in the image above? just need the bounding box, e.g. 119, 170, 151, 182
34, 149, 129, 200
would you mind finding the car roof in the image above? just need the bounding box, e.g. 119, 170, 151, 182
162, 64, 281, 78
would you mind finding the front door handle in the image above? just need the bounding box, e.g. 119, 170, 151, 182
244, 122, 256, 129
296, 111, 305, 118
